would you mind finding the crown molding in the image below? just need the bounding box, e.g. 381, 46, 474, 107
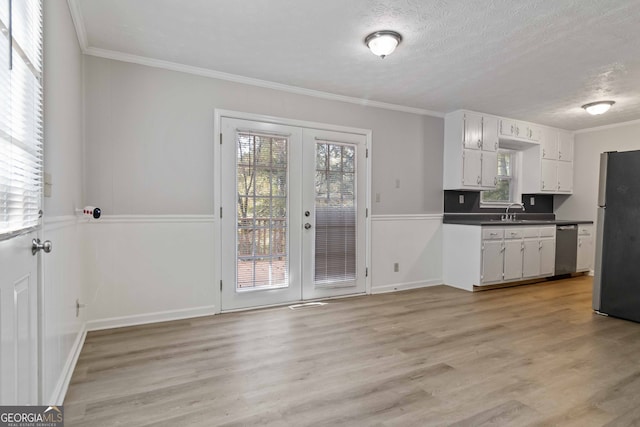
575, 117, 640, 134
66, 0, 443, 118
82, 47, 444, 118
66, 0, 88, 50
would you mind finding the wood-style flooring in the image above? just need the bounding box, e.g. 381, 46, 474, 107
64, 276, 640, 426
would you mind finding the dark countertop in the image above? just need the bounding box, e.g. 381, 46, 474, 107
443, 219, 594, 226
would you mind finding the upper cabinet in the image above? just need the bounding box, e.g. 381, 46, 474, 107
444, 111, 498, 190
522, 128, 574, 194
499, 119, 540, 142
444, 110, 574, 195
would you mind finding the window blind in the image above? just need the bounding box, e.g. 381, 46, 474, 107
0, 0, 43, 238
314, 141, 357, 286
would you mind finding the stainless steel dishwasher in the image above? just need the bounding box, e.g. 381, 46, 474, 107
555, 224, 578, 275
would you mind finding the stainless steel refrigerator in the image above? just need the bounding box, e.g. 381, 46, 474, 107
593, 150, 640, 322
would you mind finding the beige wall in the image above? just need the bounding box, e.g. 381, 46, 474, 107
83, 56, 444, 215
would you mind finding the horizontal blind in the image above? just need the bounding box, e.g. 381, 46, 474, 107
314, 141, 357, 286
0, 0, 43, 238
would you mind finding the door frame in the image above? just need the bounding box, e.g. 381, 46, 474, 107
213, 109, 372, 313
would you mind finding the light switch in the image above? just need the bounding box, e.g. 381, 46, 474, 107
459, 194, 465, 204
530, 197, 535, 206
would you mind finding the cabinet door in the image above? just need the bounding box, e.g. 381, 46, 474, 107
541, 129, 559, 160
539, 238, 556, 276
482, 116, 498, 152
462, 149, 482, 187
557, 161, 573, 193
464, 113, 483, 150
499, 119, 515, 137
481, 241, 504, 284
522, 240, 541, 278
541, 159, 558, 192
503, 240, 523, 281
576, 236, 593, 271
558, 132, 574, 162
527, 125, 541, 142
481, 151, 498, 188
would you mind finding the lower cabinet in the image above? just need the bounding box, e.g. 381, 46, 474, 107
576, 224, 594, 272
443, 224, 557, 291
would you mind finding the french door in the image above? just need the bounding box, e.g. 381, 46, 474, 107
220, 118, 367, 311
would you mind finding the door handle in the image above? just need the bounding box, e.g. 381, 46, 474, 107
32, 239, 52, 255
304, 223, 312, 230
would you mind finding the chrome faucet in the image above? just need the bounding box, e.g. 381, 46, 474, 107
503, 202, 525, 221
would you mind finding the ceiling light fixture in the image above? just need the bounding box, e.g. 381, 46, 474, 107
365, 31, 402, 58
582, 100, 615, 115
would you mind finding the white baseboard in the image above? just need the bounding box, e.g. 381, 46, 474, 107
86, 305, 217, 332
50, 324, 86, 405
371, 279, 442, 295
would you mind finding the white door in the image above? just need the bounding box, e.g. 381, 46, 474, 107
481, 241, 503, 284
0, 234, 40, 404
463, 113, 482, 150
221, 118, 303, 310
540, 159, 557, 192
462, 149, 481, 187
481, 152, 497, 188
482, 116, 498, 152
220, 118, 368, 310
539, 239, 556, 276
522, 240, 540, 278
301, 129, 367, 300
503, 240, 523, 281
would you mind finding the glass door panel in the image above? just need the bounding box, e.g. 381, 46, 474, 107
221, 118, 302, 311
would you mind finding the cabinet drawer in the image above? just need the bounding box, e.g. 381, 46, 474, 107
504, 228, 524, 239
539, 226, 556, 238
482, 228, 503, 240
578, 225, 592, 236
522, 227, 539, 238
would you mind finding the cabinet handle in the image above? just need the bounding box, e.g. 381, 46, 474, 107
542, 148, 546, 157
494, 177, 497, 185
494, 141, 498, 150
559, 151, 562, 159
539, 242, 543, 250
490, 232, 497, 236
511, 125, 514, 134
477, 139, 481, 148
500, 246, 506, 253
477, 176, 481, 184
542, 181, 545, 189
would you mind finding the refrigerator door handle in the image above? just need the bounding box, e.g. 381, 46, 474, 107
598, 152, 609, 207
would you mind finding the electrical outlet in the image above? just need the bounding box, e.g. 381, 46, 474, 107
459, 194, 465, 204
530, 197, 535, 206
375, 193, 381, 202
394, 262, 399, 272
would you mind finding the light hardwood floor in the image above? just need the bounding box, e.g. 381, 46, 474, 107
64, 276, 640, 426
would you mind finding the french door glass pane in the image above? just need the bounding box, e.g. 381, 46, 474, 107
236, 133, 288, 290
314, 142, 356, 286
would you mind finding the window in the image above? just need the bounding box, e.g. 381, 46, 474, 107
481, 150, 516, 204
0, 0, 43, 238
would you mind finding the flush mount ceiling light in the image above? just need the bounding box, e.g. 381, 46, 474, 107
365, 30, 402, 58
582, 100, 615, 115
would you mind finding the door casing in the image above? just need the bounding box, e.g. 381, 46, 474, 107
214, 110, 372, 313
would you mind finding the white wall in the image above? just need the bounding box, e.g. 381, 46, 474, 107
555, 121, 640, 222
82, 56, 445, 323
42, 0, 86, 404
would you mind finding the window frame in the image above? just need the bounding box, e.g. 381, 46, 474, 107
480, 149, 520, 207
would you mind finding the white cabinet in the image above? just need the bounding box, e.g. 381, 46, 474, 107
577, 225, 594, 272
444, 111, 499, 190
557, 161, 574, 192
499, 119, 540, 142
522, 128, 574, 194
504, 239, 524, 281
481, 240, 504, 284
539, 238, 556, 276
558, 131, 574, 162
522, 240, 541, 278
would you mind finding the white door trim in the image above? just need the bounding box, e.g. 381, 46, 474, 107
214, 109, 372, 313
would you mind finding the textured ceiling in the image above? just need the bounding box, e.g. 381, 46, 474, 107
75, 0, 640, 130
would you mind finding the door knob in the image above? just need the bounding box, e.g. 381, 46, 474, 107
32, 238, 52, 255
304, 223, 312, 230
